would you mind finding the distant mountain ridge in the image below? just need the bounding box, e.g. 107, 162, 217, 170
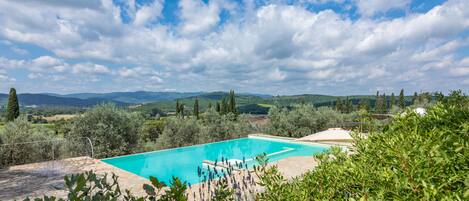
47, 91, 205, 103
0, 93, 128, 107
0, 91, 272, 108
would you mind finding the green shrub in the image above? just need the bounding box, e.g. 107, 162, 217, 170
156, 117, 200, 149
198, 108, 251, 143
68, 104, 143, 158
256, 95, 469, 200
26, 171, 188, 201
140, 119, 166, 142
264, 104, 354, 137
0, 116, 57, 167
156, 108, 252, 149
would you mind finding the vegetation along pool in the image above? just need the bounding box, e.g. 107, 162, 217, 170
101, 136, 329, 185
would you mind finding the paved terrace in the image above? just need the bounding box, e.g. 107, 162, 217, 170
1, 135, 347, 201
0, 155, 321, 200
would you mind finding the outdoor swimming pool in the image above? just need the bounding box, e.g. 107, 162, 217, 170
101, 136, 329, 185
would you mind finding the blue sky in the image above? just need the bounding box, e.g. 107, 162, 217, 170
0, 0, 467, 95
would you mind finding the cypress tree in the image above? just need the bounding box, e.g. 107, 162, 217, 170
382, 93, 387, 113
374, 91, 380, 112
6, 88, 20, 121
228, 90, 236, 114
207, 102, 212, 109
216, 102, 221, 113
176, 100, 180, 115
179, 104, 184, 119
390, 92, 395, 107
193, 98, 199, 119
399, 89, 405, 108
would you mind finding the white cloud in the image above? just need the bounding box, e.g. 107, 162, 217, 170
32, 56, 63, 68
179, 0, 221, 35
27, 73, 42, 79
134, 0, 163, 26
0, 57, 26, 69
0, 0, 467, 94
72, 63, 111, 74
117, 66, 164, 83
268, 68, 287, 81
450, 67, 469, 76
0, 69, 16, 82
356, 0, 411, 17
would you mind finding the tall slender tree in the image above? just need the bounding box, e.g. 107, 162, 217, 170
179, 104, 185, 119
374, 91, 381, 113
6, 88, 20, 121
176, 100, 180, 115
228, 90, 236, 114
207, 102, 212, 109
193, 98, 199, 119
390, 92, 395, 107
216, 102, 221, 113
382, 93, 388, 113
399, 89, 405, 108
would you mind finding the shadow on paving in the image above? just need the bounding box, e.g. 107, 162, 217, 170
0, 168, 68, 200
0, 159, 94, 201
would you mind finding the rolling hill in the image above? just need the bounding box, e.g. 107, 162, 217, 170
133, 92, 415, 115
0, 93, 127, 107
48, 91, 204, 103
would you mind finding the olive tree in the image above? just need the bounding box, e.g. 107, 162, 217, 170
0, 116, 56, 167
264, 104, 352, 137
198, 108, 251, 143
156, 117, 200, 149
156, 108, 252, 149
68, 104, 143, 158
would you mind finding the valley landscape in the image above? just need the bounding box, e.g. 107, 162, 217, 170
0, 0, 468, 200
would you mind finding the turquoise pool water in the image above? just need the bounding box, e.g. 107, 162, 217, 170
101, 137, 329, 185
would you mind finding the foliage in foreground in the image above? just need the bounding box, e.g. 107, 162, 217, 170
25, 171, 188, 201
256, 94, 469, 200
28, 155, 258, 201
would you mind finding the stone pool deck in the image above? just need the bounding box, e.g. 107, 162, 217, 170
0, 155, 319, 200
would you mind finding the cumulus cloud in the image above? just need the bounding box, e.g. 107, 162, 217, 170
178, 0, 222, 35
356, 0, 411, 17
72, 63, 111, 74
0, 0, 467, 94
0, 69, 15, 82
117, 66, 164, 83
450, 67, 469, 76
134, 0, 163, 26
